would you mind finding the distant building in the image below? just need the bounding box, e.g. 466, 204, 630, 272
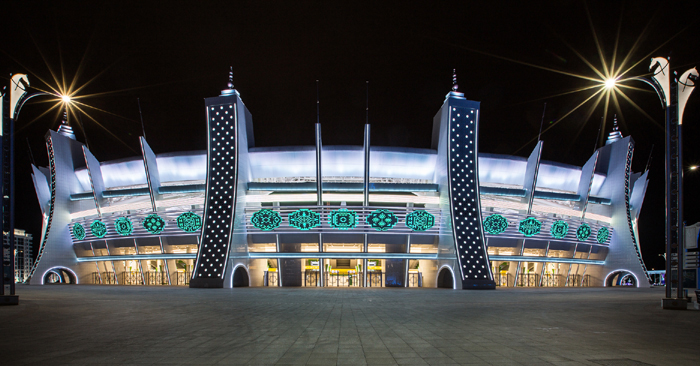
3, 229, 33, 283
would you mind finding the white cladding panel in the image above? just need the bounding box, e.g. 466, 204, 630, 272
72, 148, 606, 194
478, 156, 527, 186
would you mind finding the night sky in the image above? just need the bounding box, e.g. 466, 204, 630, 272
2, 1, 699, 271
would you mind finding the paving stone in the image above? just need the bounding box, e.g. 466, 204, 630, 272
1, 285, 698, 366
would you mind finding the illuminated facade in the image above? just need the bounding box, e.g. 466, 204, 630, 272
26, 78, 651, 289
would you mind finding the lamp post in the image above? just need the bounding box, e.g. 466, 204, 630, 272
633, 58, 697, 308
1, 74, 62, 305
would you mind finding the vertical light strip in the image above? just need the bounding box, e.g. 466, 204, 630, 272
539, 241, 550, 287
316, 123, 323, 205
363, 124, 370, 206
159, 237, 171, 285
404, 235, 411, 288
134, 239, 146, 285
89, 242, 102, 284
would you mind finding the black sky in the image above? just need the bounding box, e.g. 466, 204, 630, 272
2, 0, 699, 271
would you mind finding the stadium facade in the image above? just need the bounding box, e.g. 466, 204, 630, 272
26, 76, 651, 289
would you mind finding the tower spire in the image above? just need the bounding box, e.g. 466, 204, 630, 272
221, 66, 239, 96
452, 69, 458, 91
605, 114, 623, 145
57, 106, 76, 140
446, 68, 464, 100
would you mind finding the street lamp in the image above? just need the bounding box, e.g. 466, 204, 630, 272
633, 57, 698, 309
605, 78, 617, 89
1, 74, 64, 305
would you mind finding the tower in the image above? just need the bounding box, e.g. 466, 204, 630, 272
432, 70, 496, 289
190, 69, 254, 288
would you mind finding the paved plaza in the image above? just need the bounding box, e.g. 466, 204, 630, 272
1, 285, 698, 365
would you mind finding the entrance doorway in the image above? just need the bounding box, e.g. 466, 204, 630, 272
437, 267, 454, 289
232, 266, 249, 287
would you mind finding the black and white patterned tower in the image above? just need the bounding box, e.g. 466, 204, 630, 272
190, 71, 243, 288
434, 71, 496, 289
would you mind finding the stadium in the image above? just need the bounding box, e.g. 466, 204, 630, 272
26, 75, 650, 289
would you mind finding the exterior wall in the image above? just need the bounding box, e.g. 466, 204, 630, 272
28, 130, 93, 284
27, 86, 651, 289
587, 136, 650, 286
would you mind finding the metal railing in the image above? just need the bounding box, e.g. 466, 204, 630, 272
407, 272, 422, 287
494, 273, 510, 287
176, 272, 191, 286
92, 272, 118, 284
304, 271, 320, 287
264, 271, 279, 287
541, 274, 563, 287
566, 274, 591, 287
516, 273, 539, 287
325, 273, 363, 287
367, 271, 384, 287
144, 272, 169, 286
120, 272, 143, 285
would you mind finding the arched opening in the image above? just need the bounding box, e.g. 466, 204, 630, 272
43, 267, 77, 285
232, 266, 250, 287
605, 270, 637, 287
437, 267, 454, 289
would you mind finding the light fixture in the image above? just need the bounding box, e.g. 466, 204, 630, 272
61, 95, 71, 103
604, 78, 616, 89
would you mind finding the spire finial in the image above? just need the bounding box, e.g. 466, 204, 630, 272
57, 107, 76, 140
452, 69, 458, 91
605, 114, 623, 145
227, 66, 234, 89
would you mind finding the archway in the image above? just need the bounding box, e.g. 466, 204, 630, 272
605, 270, 638, 287
232, 265, 250, 287
43, 267, 77, 284
437, 267, 454, 289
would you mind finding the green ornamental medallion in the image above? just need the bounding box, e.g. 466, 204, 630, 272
518, 217, 541, 237
177, 212, 202, 232
576, 223, 592, 241
72, 223, 86, 240
90, 220, 107, 238
114, 217, 134, 236
251, 209, 282, 231
366, 209, 398, 231
288, 209, 321, 230
483, 214, 508, 235
405, 210, 435, 231
328, 208, 358, 230
597, 227, 610, 243
549, 220, 569, 239
143, 214, 166, 234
